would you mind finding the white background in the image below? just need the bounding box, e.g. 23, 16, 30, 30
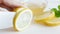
0, 0, 60, 34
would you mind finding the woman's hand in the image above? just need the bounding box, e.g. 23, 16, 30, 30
0, 0, 28, 11
3, 0, 28, 8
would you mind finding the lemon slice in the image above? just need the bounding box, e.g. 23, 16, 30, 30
13, 8, 33, 31
34, 11, 54, 23
45, 17, 60, 26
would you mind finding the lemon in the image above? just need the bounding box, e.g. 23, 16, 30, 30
34, 11, 55, 24
45, 17, 60, 26
13, 8, 33, 31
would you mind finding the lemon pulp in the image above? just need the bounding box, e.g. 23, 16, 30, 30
13, 8, 33, 31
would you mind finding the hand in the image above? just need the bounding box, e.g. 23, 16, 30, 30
0, 0, 28, 11
3, 0, 28, 8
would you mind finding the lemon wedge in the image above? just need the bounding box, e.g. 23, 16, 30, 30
34, 11, 55, 23
13, 8, 33, 31
45, 17, 60, 26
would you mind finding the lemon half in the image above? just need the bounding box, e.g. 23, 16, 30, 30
13, 8, 33, 31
